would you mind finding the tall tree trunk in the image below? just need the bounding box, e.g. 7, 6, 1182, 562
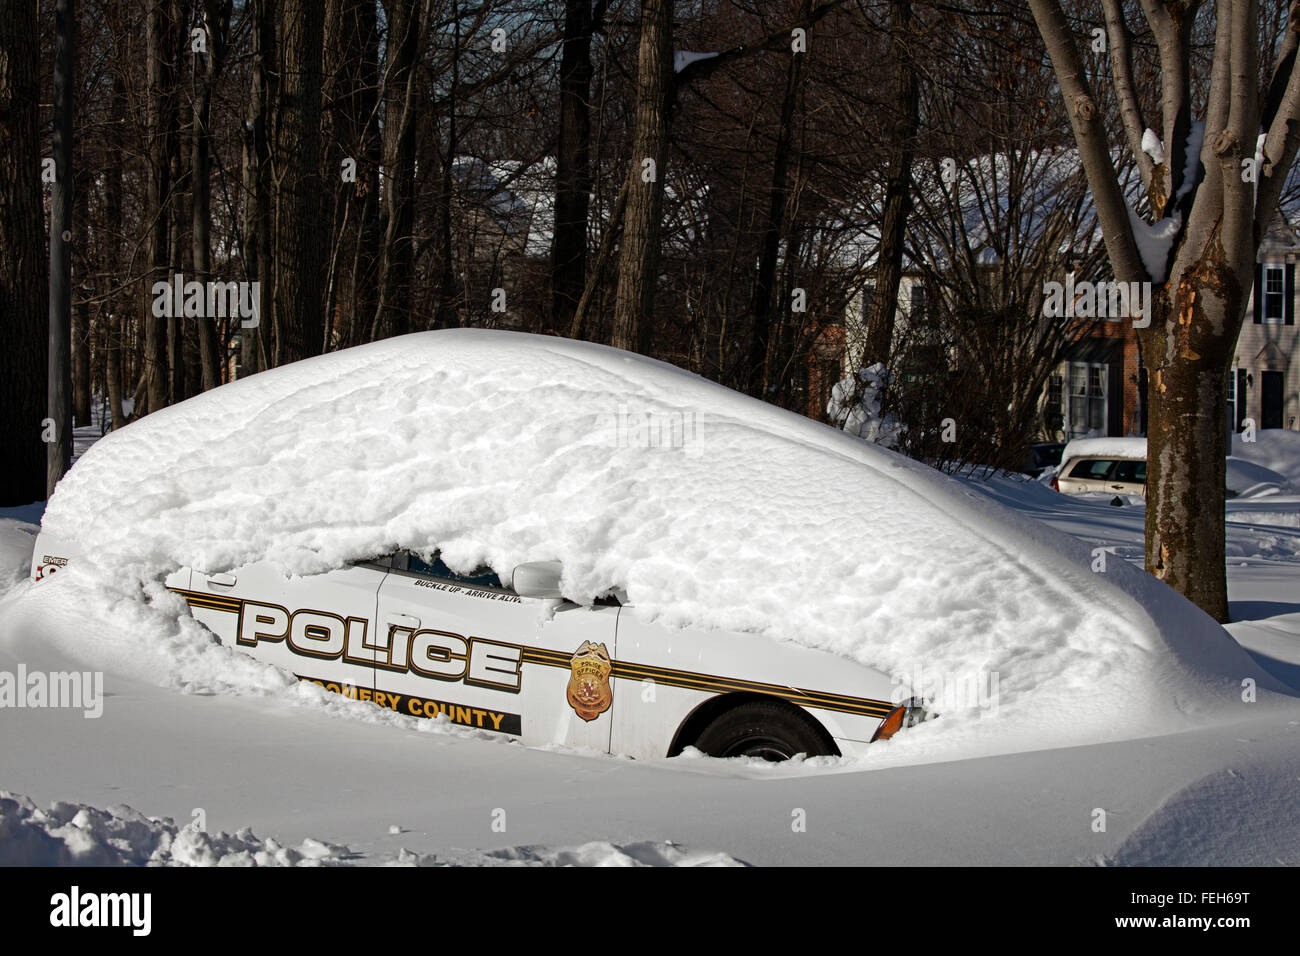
1142, 251, 1243, 620
1140, 286, 1238, 623
0, 0, 49, 505
72, 295, 90, 425
552, 0, 596, 332
192, 0, 231, 391
862, 0, 917, 368
747, 5, 807, 397
325, 0, 381, 349
354, 0, 382, 347
169, 62, 188, 406
239, 123, 259, 377
47, 0, 76, 495
434, 1, 460, 330
241, 0, 276, 376
376, 0, 421, 338
274, 0, 328, 363
611, 0, 673, 354
145, 0, 174, 413
72, 173, 91, 427
104, 16, 128, 429
169, 165, 187, 400
569, 175, 629, 340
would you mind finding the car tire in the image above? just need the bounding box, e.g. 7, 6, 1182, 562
693, 700, 837, 761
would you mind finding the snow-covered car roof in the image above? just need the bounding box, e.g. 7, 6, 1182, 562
1061, 437, 1148, 466
39, 330, 1263, 754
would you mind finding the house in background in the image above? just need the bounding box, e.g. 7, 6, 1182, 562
828, 273, 1146, 443
824, 216, 1300, 445
808, 272, 929, 420
1232, 214, 1300, 433
1040, 214, 1300, 442
1041, 298, 1144, 442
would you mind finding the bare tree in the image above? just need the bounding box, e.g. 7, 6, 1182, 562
612, 0, 673, 353
274, 0, 329, 363
860, 0, 917, 370
1030, 0, 1300, 621
144, 0, 176, 414
552, 0, 610, 331
47, 0, 76, 495
241, 0, 277, 376
0, 0, 49, 505
375, 0, 424, 338
190, 0, 232, 391
746, 0, 811, 397
324, 0, 382, 349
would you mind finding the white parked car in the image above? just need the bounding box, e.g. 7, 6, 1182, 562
1052, 437, 1148, 498
30, 539, 923, 761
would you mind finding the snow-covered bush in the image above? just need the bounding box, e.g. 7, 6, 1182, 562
827, 363, 905, 449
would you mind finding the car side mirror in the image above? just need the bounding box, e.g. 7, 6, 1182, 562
512, 560, 565, 599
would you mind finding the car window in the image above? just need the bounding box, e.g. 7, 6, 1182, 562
405, 551, 506, 591
1035, 444, 1065, 468
1067, 458, 1116, 480
1112, 460, 1146, 484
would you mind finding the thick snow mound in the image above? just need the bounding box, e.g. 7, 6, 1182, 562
1061, 436, 1146, 465
1226, 457, 1292, 498
31, 330, 1286, 757
0, 791, 741, 867
392, 840, 744, 867
0, 520, 39, 596
1103, 761, 1300, 866
1232, 430, 1300, 489
0, 791, 351, 866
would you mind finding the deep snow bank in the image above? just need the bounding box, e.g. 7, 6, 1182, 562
1061, 436, 1146, 465
1232, 429, 1300, 486
0, 520, 38, 595
0, 792, 741, 867
19, 330, 1287, 757
0, 791, 349, 866
1228, 429, 1300, 497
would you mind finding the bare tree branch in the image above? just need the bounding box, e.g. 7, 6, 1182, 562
1028, 0, 1147, 282
1102, 0, 1154, 194
1258, 3, 1300, 233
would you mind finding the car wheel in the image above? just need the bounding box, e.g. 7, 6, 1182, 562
693, 700, 837, 761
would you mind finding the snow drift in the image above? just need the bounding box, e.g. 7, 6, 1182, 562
0, 791, 741, 867
13, 330, 1289, 761
1061, 436, 1147, 465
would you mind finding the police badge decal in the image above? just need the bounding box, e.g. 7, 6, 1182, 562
567, 641, 613, 721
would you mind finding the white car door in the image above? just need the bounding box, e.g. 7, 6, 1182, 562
185, 561, 386, 698
374, 553, 618, 751
1062, 457, 1118, 493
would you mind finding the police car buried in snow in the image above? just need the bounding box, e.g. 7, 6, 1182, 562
31, 542, 922, 761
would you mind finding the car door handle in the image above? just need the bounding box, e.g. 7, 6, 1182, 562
206, 572, 237, 587
386, 613, 420, 629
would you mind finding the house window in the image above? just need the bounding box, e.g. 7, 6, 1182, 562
1063, 361, 1107, 438
910, 284, 927, 324
1264, 264, 1285, 322
908, 283, 941, 346
862, 285, 876, 322
1046, 373, 1064, 435
1226, 366, 1237, 431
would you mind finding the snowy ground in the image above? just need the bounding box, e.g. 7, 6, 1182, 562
2, 344, 1298, 867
